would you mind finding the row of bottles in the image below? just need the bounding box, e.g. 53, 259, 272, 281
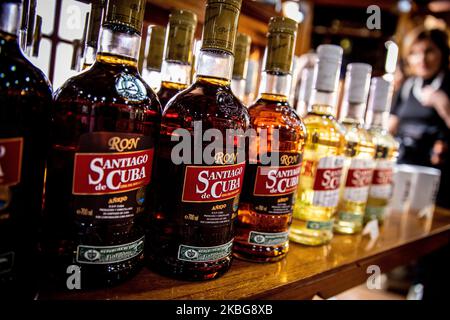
0, 0, 399, 295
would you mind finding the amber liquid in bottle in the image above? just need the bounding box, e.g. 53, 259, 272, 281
234, 92, 306, 262
0, 2, 52, 298
158, 81, 188, 108
44, 22, 161, 288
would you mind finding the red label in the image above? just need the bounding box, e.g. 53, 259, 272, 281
182, 163, 245, 202
345, 168, 373, 188
253, 164, 301, 196
72, 149, 154, 195
372, 168, 393, 186
0, 138, 23, 186
313, 167, 343, 191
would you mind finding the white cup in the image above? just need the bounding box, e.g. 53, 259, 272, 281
391, 165, 441, 217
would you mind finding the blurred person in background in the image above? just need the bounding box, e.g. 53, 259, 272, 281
389, 28, 450, 209
388, 27, 450, 301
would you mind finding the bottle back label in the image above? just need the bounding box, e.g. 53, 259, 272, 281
76, 237, 144, 265
369, 159, 394, 199
343, 158, 375, 203
72, 132, 153, 222
250, 153, 302, 215
0, 137, 23, 187
311, 156, 344, 207
177, 240, 233, 263
248, 231, 289, 246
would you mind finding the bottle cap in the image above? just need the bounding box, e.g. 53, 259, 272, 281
165, 9, 197, 64
344, 63, 372, 104
201, 0, 242, 54
367, 77, 394, 113
264, 16, 297, 73
146, 25, 166, 71
313, 44, 343, 92
104, 0, 146, 35
87, 0, 105, 46
233, 33, 251, 78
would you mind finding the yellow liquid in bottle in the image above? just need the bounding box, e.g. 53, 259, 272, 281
335, 122, 376, 234
290, 104, 346, 246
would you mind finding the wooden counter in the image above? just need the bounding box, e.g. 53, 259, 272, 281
41, 207, 450, 300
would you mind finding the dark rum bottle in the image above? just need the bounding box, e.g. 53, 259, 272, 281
43, 0, 161, 289
230, 33, 250, 102
147, 0, 249, 281
234, 17, 306, 262
81, 0, 105, 70
0, 0, 52, 298
157, 9, 197, 108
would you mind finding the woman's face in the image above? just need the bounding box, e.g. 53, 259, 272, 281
407, 39, 442, 80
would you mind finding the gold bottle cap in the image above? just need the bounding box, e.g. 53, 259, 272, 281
201, 0, 243, 54
87, 0, 105, 46
146, 25, 166, 71
265, 16, 298, 73
103, 0, 146, 35
233, 33, 251, 78
165, 9, 198, 64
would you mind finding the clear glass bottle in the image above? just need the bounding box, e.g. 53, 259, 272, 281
44, 0, 161, 289
365, 77, 399, 224
147, 0, 249, 281
0, 0, 52, 298
142, 25, 166, 92
296, 67, 314, 117
157, 9, 197, 108
335, 63, 376, 234
234, 17, 306, 262
231, 33, 251, 102
290, 45, 346, 246
81, 0, 105, 70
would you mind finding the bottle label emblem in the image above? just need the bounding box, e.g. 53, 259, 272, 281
115, 73, 147, 102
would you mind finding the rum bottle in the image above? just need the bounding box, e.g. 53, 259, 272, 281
231, 33, 251, 102
365, 77, 399, 224
44, 0, 161, 289
0, 0, 52, 298
290, 45, 346, 246
157, 9, 197, 108
147, 0, 249, 280
234, 17, 306, 262
142, 25, 166, 93
335, 63, 376, 234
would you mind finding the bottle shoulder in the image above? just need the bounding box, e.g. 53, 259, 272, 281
162, 80, 250, 129
54, 62, 161, 114
0, 46, 52, 99
367, 127, 399, 149
303, 113, 345, 136
247, 98, 306, 134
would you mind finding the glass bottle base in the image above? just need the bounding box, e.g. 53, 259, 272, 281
232, 242, 288, 263
147, 256, 233, 281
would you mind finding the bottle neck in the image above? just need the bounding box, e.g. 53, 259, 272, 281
96, 27, 140, 67
339, 102, 365, 126
258, 71, 291, 100
308, 89, 337, 116
366, 110, 389, 130
231, 78, 246, 101
0, 2, 21, 38
161, 61, 191, 86
195, 50, 233, 85
82, 45, 97, 69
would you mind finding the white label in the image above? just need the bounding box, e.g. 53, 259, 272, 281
369, 159, 394, 199
343, 158, 375, 203
312, 156, 344, 207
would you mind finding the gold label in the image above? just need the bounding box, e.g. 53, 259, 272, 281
104, 0, 146, 34
202, 1, 241, 54
265, 32, 295, 73
166, 23, 196, 64
146, 26, 166, 70
233, 34, 250, 78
